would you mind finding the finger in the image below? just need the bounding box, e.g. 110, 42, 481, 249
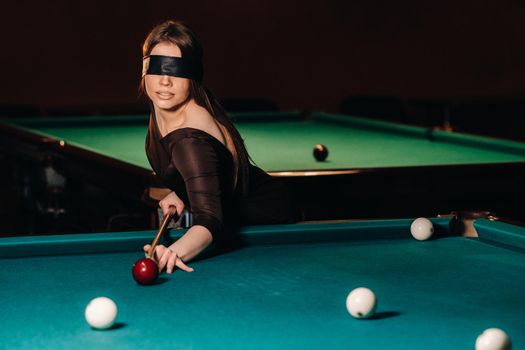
162, 204, 171, 217
176, 203, 185, 216
157, 248, 172, 272
166, 253, 177, 274
175, 258, 194, 272
152, 245, 165, 262
143, 244, 155, 258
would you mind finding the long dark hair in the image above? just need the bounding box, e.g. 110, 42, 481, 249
141, 20, 252, 196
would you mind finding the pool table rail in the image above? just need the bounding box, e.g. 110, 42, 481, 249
0, 218, 453, 259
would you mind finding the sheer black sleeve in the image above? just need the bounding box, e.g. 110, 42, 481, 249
167, 135, 225, 237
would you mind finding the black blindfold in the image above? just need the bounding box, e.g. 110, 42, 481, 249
142, 55, 203, 81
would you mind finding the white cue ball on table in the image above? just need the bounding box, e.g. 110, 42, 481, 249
475, 328, 511, 350
85, 297, 118, 330
346, 287, 377, 319
410, 217, 434, 241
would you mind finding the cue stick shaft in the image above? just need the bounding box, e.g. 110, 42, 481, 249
147, 206, 178, 258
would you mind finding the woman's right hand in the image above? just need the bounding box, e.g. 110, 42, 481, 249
159, 191, 185, 217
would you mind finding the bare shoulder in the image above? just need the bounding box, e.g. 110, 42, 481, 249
183, 102, 226, 145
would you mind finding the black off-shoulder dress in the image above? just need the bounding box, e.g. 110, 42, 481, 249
145, 113, 301, 243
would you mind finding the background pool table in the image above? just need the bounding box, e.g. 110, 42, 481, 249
0, 217, 524, 349
1, 111, 524, 230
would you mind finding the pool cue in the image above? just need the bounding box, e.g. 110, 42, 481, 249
147, 206, 178, 259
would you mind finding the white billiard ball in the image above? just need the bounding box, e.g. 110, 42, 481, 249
85, 297, 118, 330
475, 328, 511, 350
346, 287, 377, 319
410, 217, 434, 241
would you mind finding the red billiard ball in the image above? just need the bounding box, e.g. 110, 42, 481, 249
132, 258, 159, 285
313, 144, 328, 161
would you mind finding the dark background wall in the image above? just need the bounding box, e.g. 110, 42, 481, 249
0, 0, 524, 112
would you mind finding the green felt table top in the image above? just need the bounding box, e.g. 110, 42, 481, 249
2, 112, 524, 172
1, 218, 524, 350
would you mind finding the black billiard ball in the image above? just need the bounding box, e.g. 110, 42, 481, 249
313, 144, 328, 161
132, 258, 159, 285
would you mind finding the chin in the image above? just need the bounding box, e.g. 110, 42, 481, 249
155, 99, 179, 110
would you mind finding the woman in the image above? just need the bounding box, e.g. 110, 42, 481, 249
141, 20, 301, 274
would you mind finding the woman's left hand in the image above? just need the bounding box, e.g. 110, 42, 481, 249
143, 244, 194, 273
